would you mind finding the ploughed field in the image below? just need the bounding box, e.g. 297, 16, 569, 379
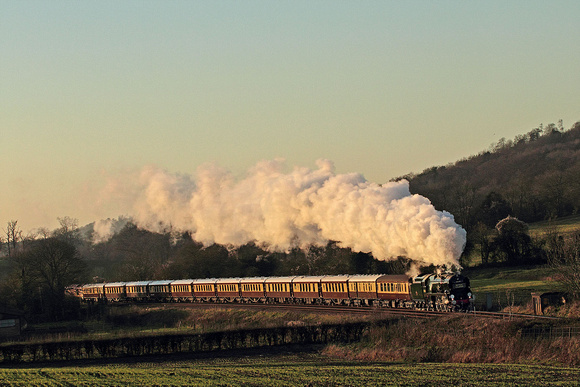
1, 353, 580, 386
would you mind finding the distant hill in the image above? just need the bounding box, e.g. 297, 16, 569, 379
399, 121, 580, 232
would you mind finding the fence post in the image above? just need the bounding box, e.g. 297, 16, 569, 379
531, 293, 542, 315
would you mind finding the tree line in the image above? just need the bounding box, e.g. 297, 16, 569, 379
0, 218, 407, 322
0, 218, 86, 322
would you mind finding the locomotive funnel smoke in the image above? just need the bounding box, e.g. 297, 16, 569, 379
122, 159, 466, 267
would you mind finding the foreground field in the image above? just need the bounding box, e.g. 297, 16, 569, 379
1, 353, 580, 386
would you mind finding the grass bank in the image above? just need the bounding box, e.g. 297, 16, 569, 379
19, 305, 373, 344
325, 314, 580, 366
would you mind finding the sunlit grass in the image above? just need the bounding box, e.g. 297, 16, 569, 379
528, 214, 580, 237
1, 355, 580, 386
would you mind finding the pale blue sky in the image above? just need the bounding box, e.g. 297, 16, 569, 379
1, 1, 579, 231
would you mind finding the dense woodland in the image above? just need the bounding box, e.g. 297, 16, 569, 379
404, 120, 580, 229
1, 121, 579, 321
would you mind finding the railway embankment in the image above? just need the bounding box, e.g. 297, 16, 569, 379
2, 306, 580, 365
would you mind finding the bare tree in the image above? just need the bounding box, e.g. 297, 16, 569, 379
4, 220, 22, 257
546, 229, 580, 298
450, 182, 477, 231
54, 216, 81, 245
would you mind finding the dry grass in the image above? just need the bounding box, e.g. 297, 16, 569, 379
322, 315, 580, 366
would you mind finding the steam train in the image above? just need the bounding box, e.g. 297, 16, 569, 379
75, 273, 474, 312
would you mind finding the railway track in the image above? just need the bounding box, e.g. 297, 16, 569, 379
130, 302, 557, 321
471, 310, 559, 320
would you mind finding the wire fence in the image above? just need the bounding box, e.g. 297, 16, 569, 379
521, 326, 580, 339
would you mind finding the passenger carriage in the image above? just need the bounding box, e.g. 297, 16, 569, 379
264, 276, 295, 303
240, 277, 267, 303
170, 279, 194, 302
377, 274, 412, 307
148, 280, 172, 302
216, 278, 241, 303
192, 278, 217, 302
320, 275, 350, 305
104, 282, 126, 302
292, 276, 323, 304
125, 281, 149, 302
348, 274, 381, 306
81, 283, 105, 302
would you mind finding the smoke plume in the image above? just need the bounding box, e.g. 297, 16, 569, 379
117, 159, 466, 267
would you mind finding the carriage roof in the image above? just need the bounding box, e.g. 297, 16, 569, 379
148, 280, 172, 286
82, 283, 105, 289
104, 282, 126, 287
124, 281, 150, 287
171, 279, 195, 285
193, 278, 218, 285
293, 276, 325, 283
265, 276, 298, 283
347, 274, 385, 282
375, 274, 411, 282
216, 278, 242, 284
321, 275, 350, 282
239, 277, 268, 283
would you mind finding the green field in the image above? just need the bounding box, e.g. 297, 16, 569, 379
467, 266, 561, 293
464, 214, 580, 309
1, 354, 580, 386
528, 214, 580, 237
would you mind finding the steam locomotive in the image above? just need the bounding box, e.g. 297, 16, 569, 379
75, 272, 474, 312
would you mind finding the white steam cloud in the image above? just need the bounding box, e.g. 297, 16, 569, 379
116, 159, 466, 267
92, 217, 130, 244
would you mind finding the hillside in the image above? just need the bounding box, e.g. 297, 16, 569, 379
402, 121, 580, 232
